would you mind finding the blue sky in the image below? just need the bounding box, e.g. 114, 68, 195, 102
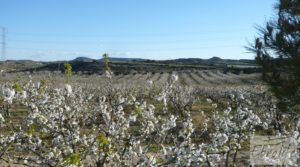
1, 0, 276, 61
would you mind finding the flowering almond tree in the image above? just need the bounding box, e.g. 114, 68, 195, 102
0, 61, 299, 166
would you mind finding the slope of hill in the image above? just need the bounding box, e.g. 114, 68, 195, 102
155, 57, 256, 65
72, 57, 147, 63
0, 57, 259, 74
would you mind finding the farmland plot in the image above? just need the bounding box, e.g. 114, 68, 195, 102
0, 70, 298, 167
0, 70, 259, 88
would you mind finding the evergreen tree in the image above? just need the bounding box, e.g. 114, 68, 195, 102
249, 0, 300, 129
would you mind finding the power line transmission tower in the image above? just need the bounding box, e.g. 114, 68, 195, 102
1, 27, 6, 61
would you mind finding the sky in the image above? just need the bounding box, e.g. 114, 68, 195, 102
1, 0, 276, 61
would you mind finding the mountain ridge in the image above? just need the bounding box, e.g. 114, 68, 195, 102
70, 56, 256, 65
0, 56, 258, 74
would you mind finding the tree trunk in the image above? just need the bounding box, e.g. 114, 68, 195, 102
225, 150, 231, 167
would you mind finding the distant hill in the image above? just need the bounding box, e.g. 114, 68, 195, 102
108, 57, 146, 62
71, 56, 256, 65
152, 57, 255, 65
1, 56, 259, 74
72, 57, 94, 62
71, 57, 147, 63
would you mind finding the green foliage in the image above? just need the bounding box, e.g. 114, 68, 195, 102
249, 0, 300, 117
102, 53, 110, 72
64, 63, 72, 83
156, 157, 165, 165
13, 82, 23, 93
133, 106, 142, 116
148, 144, 160, 153
38, 79, 48, 94
27, 125, 36, 135
97, 133, 109, 146
65, 153, 82, 166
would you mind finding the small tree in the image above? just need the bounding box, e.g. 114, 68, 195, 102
102, 53, 112, 79
64, 63, 72, 84
102, 53, 110, 72
248, 0, 300, 128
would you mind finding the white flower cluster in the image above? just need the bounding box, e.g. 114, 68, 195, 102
0, 74, 299, 166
